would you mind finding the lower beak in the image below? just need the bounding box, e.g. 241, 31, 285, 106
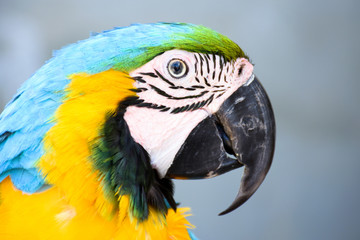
166, 76, 275, 215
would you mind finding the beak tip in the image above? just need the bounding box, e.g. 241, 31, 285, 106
218, 207, 233, 216
218, 191, 251, 216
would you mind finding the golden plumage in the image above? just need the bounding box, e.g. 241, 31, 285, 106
0, 69, 193, 239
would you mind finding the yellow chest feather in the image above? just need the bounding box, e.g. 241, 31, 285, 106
0, 70, 193, 239
0, 178, 193, 240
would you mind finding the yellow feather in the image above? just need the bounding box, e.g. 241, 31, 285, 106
0, 69, 194, 239
0, 177, 116, 240
0, 178, 194, 239
38, 69, 136, 218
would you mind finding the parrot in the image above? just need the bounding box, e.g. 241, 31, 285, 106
0, 23, 275, 240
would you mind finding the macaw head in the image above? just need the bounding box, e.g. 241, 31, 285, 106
122, 45, 275, 216
0, 23, 275, 222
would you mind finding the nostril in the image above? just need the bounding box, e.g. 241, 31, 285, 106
238, 63, 246, 76
215, 121, 235, 157
238, 65, 243, 76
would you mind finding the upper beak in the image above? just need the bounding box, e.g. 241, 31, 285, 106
166, 76, 275, 215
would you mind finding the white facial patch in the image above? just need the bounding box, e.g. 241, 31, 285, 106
125, 50, 254, 177
124, 106, 208, 177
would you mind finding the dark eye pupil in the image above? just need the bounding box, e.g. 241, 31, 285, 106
168, 59, 188, 78
171, 61, 183, 74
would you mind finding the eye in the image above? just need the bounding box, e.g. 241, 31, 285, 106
167, 59, 188, 79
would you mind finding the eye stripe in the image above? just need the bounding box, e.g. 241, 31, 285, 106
198, 53, 204, 61
130, 88, 147, 93
168, 86, 197, 91
194, 54, 198, 74
169, 93, 215, 114
213, 53, 216, 70
198, 53, 204, 76
140, 72, 158, 78
149, 84, 209, 100
216, 92, 226, 99
133, 76, 146, 83
213, 89, 225, 93
191, 85, 205, 89
160, 107, 171, 112
219, 56, 224, 69
207, 94, 214, 105
203, 76, 211, 87
134, 92, 216, 114
154, 69, 175, 86
204, 54, 210, 74
218, 65, 223, 82
132, 52, 242, 114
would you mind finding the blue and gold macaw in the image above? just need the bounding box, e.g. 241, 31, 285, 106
0, 23, 275, 239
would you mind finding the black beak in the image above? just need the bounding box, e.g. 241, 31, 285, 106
166, 76, 275, 215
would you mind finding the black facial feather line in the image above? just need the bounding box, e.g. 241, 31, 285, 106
131, 52, 235, 114
92, 96, 177, 221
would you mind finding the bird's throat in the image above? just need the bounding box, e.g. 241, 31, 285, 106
92, 96, 177, 221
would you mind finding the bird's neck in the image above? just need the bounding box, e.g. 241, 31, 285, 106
92, 95, 177, 221
38, 69, 175, 221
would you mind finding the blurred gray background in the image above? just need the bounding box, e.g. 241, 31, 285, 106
1, 0, 359, 239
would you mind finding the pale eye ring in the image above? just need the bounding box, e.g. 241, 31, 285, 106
167, 59, 188, 79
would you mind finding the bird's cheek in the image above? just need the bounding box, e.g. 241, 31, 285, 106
124, 106, 209, 177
